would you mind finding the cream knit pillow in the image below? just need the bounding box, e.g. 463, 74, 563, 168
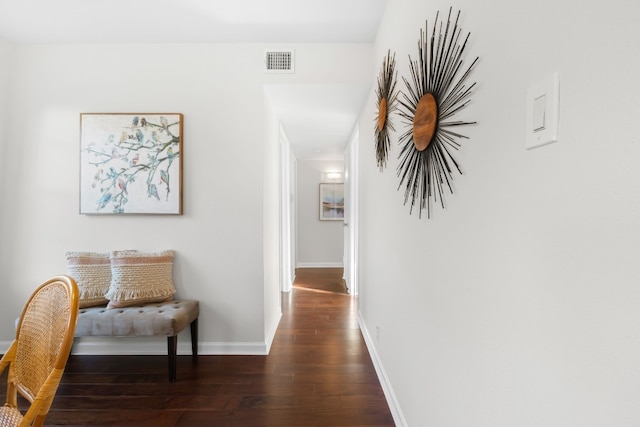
65, 251, 111, 308
105, 250, 176, 309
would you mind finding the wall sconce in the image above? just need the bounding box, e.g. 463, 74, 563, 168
322, 171, 343, 183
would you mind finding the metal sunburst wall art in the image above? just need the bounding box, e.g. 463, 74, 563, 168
397, 8, 479, 218
374, 50, 398, 170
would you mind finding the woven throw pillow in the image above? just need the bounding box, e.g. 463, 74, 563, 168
65, 251, 111, 308
106, 250, 176, 309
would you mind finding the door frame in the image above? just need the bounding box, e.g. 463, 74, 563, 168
279, 124, 359, 295
279, 125, 296, 293
343, 128, 359, 295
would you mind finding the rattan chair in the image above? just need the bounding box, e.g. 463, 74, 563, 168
0, 275, 79, 427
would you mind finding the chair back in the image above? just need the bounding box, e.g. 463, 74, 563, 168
0, 275, 79, 426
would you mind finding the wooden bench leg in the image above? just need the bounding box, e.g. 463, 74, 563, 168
166, 318, 198, 382
167, 335, 177, 383
190, 318, 198, 361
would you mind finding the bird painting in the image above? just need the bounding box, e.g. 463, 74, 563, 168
81, 113, 182, 214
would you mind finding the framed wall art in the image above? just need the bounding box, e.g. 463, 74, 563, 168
80, 113, 183, 214
319, 183, 344, 221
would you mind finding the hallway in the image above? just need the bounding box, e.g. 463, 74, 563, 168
24, 268, 394, 426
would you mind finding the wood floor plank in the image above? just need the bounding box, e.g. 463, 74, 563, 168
1, 268, 394, 426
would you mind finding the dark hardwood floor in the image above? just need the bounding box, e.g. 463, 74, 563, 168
2, 268, 394, 426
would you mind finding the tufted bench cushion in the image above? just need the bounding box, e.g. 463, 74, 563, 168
75, 299, 199, 382
76, 300, 198, 337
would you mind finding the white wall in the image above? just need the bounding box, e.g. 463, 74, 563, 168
262, 89, 282, 349
0, 42, 372, 355
0, 37, 11, 209
296, 158, 344, 267
358, 0, 640, 426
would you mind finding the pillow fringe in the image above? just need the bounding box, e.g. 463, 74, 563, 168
105, 287, 175, 302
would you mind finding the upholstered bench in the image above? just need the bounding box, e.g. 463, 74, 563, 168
75, 299, 199, 382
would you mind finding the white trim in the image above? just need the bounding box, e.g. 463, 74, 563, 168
199, 341, 269, 355
358, 313, 408, 427
279, 126, 295, 293
264, 310, 282, 353
296, 262, 343, 268
72, 337, 190, 355
344, 127, 360, 295
71, 337, 272, 356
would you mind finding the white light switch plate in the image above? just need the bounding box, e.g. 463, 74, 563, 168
526, 73, 559, 149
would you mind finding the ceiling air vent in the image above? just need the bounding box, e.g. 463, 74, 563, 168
264, 50, 295, 73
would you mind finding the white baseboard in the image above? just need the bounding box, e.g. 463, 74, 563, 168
2, 337, 276, 356
38, 311, 281, 357
358, 313, 408, 427
296, 262, 343, 268
198, 341, 268, 355
71, 336, 271, 356
72, 337, 185, 355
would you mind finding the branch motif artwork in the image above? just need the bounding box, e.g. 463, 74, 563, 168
397, 8, 479, 218
374, 50, 398, 170
80, 113, 183, 214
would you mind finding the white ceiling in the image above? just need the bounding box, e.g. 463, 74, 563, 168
0, 0, 387, 159
265, 83, 372, 159
0, 0, 387, 44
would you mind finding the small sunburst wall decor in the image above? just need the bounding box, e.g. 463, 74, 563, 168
397, 8, 479, 218
374, 50, 399, 170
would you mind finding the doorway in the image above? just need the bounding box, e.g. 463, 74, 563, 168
279, 127, 360, 296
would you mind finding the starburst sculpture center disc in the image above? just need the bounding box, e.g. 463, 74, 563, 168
377, 98, 388, 131
412, 93, 438, 151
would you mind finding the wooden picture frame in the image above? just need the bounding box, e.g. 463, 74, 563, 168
319, 183, 344, 221
80, 113, 183, 214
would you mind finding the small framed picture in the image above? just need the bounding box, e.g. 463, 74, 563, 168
319, 183, 344, 221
